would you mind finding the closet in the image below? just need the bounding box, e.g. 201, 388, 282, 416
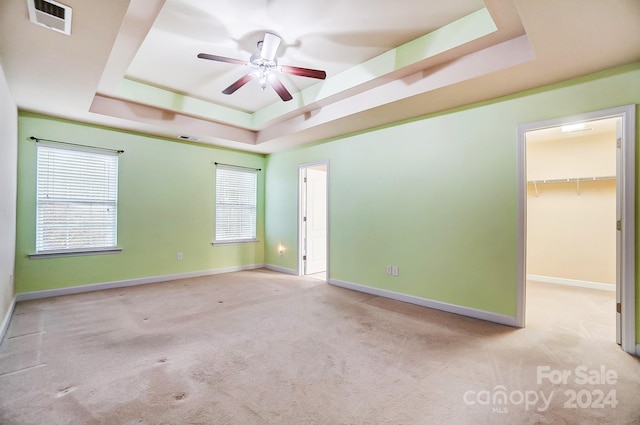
526, 118, 618, 288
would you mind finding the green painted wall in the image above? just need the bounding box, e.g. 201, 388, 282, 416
12, 63, 640, 346
265, 63, 640, 334
15, 114, 265, 293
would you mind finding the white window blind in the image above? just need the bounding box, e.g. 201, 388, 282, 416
36, 145, 118, 253
215, 166, 257, 242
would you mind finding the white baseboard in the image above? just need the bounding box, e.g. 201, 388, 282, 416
264, 264, 298, 275
328, 278, 518, 327
0, 295, 17, 343
527, 274, 615, 291
15, 263, 265, 302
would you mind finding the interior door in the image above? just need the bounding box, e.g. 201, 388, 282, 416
304, 167, 327, 275
615, 117, 622, 345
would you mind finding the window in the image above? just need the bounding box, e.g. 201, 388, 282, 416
215, 166, 257, 243
35, 144, 119, 254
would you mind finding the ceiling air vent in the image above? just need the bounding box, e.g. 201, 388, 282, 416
27, 0, 72, 35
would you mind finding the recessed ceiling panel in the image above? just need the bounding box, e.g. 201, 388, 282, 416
125, 0, 485, 112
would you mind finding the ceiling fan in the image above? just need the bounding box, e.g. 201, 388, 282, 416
197, 33, 327, 102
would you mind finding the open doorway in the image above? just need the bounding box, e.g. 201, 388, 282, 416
298, 161, 328, 281
517, 105, 636, 355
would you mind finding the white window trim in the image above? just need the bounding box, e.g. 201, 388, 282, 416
211, 239, 259, 247
29, 247, 122, 259
32, 143, 121, 258
213, 165, 258, 244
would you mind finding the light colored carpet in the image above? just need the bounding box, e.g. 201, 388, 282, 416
0, 270, 638, 424
306, 272, 326, 281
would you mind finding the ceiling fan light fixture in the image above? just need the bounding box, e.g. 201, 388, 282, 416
259, 72, 269, 89
197, 31, 326, 101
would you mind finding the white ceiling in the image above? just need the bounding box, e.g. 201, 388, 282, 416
0, 0, 639, 154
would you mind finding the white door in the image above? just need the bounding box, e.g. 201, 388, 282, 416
304, 167, 327, 275
615, 117, 622, 345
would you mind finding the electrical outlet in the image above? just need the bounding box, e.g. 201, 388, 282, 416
391, 266, 399, 276
177, 252, 183, 261
386, 265, 392, 275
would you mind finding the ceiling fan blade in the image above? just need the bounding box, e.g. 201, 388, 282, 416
260, 33, 281, 62
197, 53, 248, 66
222, 74, 253, 95
280, 65, 327, 80
270, 77, 293, 101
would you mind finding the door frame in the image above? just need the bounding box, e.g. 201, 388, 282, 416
516, 104, 636, 355
298, 160, 330, 277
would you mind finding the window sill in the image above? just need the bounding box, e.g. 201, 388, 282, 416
211, 239, 259, 246
28, 248, 123, 259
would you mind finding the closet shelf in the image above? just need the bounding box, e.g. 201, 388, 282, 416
527, 175, 615, 197
527, 175, 615, 184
